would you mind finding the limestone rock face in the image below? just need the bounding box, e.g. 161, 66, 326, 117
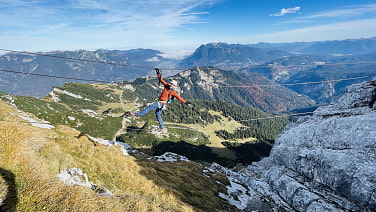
239, 80, 376, 211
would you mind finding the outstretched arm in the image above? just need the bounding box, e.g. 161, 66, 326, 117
171, 92, 194, 108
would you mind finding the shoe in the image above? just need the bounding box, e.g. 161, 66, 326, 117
157, 128, 167, 132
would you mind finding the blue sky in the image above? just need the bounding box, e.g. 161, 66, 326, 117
1, 0, 376, 58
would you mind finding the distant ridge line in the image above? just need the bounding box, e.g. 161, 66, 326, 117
1, 48, 376, 71
0, 68, 372, 88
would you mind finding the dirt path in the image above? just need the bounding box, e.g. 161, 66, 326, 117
112, 93, 141, 141
113, 93, 128, 141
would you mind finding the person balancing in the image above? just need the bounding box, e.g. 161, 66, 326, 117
131, 68, 194, 131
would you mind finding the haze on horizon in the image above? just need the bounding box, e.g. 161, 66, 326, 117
1, 0, 376, 58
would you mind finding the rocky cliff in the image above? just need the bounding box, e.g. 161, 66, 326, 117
237, 79, 376, 211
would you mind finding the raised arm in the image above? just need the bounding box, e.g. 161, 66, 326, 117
155, 68, 168, 86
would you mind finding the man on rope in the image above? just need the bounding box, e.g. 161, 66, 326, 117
132, 68, 193, 131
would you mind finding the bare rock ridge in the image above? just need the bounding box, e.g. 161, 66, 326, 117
238, 79, 376, 211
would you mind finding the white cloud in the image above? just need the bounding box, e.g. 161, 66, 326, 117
243, 18, 376, 43
67, 0, 214, 27
269, 6, 301, 17
285, 4, 376, 23
1, 0, 375, 55
0, 0, 217, 51
0, 0, 215, 33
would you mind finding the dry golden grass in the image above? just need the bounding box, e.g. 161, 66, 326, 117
0, 101, 196, 211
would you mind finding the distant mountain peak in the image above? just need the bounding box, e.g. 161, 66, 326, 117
179, 42, 291, 69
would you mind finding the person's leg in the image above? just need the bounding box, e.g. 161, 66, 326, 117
155, 104, 165, 129
135, 102, 159, 117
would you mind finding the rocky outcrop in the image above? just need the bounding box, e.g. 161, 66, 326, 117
238, 80, 376, 211
58, 168, 114, 196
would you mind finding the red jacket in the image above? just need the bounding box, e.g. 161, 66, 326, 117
157, 74, 187, 105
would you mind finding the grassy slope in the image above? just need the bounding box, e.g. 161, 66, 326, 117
167, 110, 257, 160
0, 82, 283, 166
0, 100, 240, 211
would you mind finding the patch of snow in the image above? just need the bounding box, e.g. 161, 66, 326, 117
206, 163, 252, 210
3, 95, 16, 107
189, 137, 199, 142
121, 84, 135, 91
58, 168, 91, 187
208, 163, 241, 179
84, 134, 130, 156
218, 180, 250, 210
105, 93, 114, 100
67, 116, 76, 121
49, 90, 60, 102
18, 114, 55, 129
81, 109, 102, 120
149, 152, 189, 162
58, 168, 114, 197
52, 88, 92, 101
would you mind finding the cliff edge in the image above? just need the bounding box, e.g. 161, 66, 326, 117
239, 79, 376, 211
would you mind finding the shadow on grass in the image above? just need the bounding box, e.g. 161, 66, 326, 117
152, 140, 237, 167
133, 140, 272, 211
0, 168, 18, 212
135, 141, 241, 212
126, 126, 144, 133
152, 140, 272, 167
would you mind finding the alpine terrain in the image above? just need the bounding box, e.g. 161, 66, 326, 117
0, 36, 375, 211
1, 71, 375, 211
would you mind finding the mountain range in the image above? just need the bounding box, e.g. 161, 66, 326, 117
177, 42, 292, 68
248, 36, 376, 55
0, 36, 376, 112
0, 48, 173, 97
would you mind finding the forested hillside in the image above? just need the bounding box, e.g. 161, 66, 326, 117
270, 63, 375, 103
127, 67, 315, 114
0, 80, 290, 166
